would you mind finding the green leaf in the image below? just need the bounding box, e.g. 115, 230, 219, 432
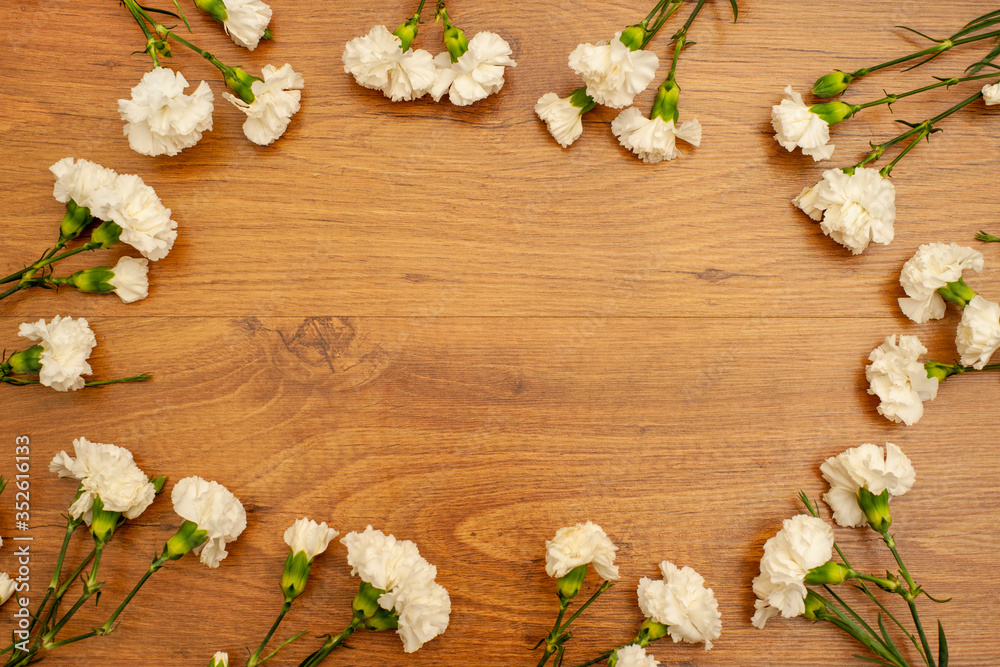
171, 0, 192, 31
938, 621, 949, 667
729, 0, 738, 21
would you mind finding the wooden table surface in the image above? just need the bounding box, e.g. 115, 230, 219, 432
2, 0, 998, 665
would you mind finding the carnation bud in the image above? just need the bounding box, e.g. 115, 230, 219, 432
619, 25, 646, 51
650, 78, 681, 124
223, 67, 260, 104
6, 346, 43, 374
352, 581, 383, 620
937, 277, 978, 308
363, 606, 400, 632
59, 200, 93, 244
67, 267, 116, 295
392, 19, 419, 52
556, 564, 588, 601
924, 360, 961, 383
636, 618, 669, 644
812, 71, 853, 98
858, 487, 892, 533
809, 101, 860, 126
89, 220, 122, 249
164, 520, 209, 561
193, 0, 229, 22
801, 590, 830, 621
804, 560, 852, 586
90, 496, 122, 546
208, 652, 229, 667
280, 550, 312, 602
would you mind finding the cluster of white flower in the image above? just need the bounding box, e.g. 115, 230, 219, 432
772, 86, 835, 161
751, 514, 834, 628
343, 21, 515, 106
341, 526, 451, 652
793, 167, 895, 255
16, 316, 97, 392
222, 64, 305, 146
119, 68, 214, 157
865, 243, 1000, 425
52, 157, 176, 263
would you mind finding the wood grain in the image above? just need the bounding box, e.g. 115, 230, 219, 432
1, 0, 999, 665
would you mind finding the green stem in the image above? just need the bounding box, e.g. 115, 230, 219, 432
0, 242, 100, 286
43, 543, 104, 645
853, 90, 984, 170
299, 617, 362, 667
122, 0, 230, 76
247, 600, 293, 667
640, 0, 683, 48
536, 599, 569, 667
1, 374, 152, 388
558, 580, 613, 634
96, 554, 169, 636
856, 73, 1000, 110
907, 599, 936, 667
850, 29, 1000, 79
881, 532, 936, 667
879, 127, 929, 177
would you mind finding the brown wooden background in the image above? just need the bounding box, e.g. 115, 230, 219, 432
2, 0, 998, 664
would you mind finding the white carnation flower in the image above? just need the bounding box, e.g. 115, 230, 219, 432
284, 517, 339, 560
772, 85, 834, 161
221, 0, 271, 50
18, 315, 96, 391
637, 561, 721, 650
535, 92, 585, 148
223, 64, 304, 146
751, 515, 834, 628
821, 443, 915, 528
109, 256, 150, 304
209, 651, 229, 667
568, 34, 658, 108
957, 295, 1000, 369
118, 68, 214, 157
394, 579, 452, 653
0, 574, 14, 608
343, 25, 436, 102
91, 174, 177, 261
898, 243, 984, 323
983, 82, 1000, 106
545, 521, 619, 581
431, 32, 516, 106
50, 158, 118, 211
614, 644, 659, 667
865, 335, 939, 426
793, 167, 895, 254
171, 476, 247, 568
341, 526, 450, 652
611, 107, 702, 163
49, 437, 156, 524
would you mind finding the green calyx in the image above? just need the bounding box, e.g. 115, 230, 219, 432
6, 346, 43, 375
809, 100, 860, 126
650, 77, 681, 124
223, 67, 260, 104
90, 496, 122, 545
636, 618, 669, 645
556, 563, 588, 601
59, 200, 94, 244
67, 266, 116, 295
352, 580, 385, 620
90, 220, 123, 249
619, 24, 647, 51
393, 18, 419, 52
804, 560, 852, 586
193, 0, 228, 23
281, 550, 312, 601
924, 360, 963, 383
858, 487, 892, 533
568, 87, 596, 114
364, 606, 400, 631
164, 520, 209, 561
812, 71, 854, 98
937, 277, 977, 308
801, 590, 830, 621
